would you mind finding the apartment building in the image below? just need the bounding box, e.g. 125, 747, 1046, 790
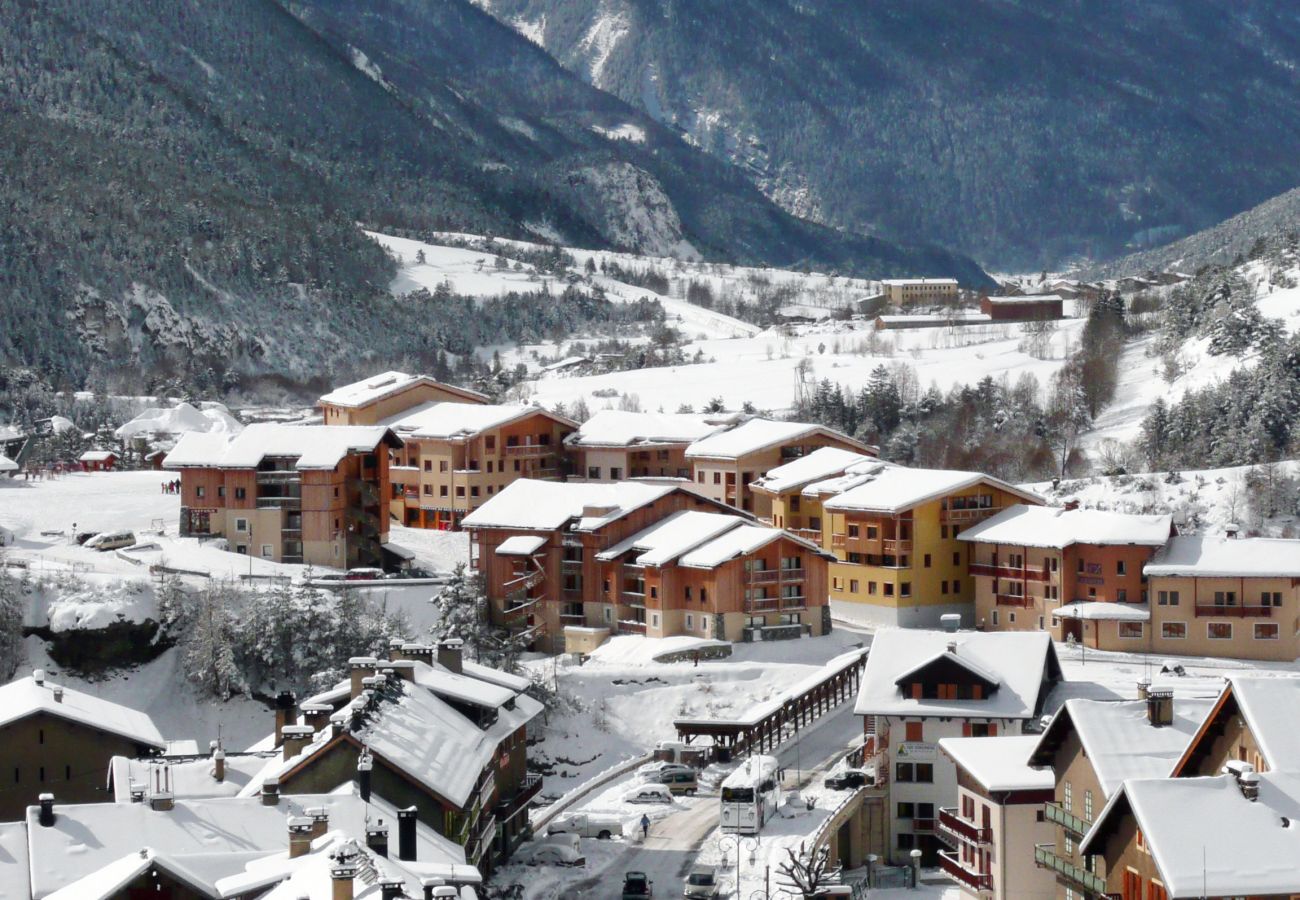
565, 409, 738, 482
318, 370, 489, 425
752, 445, 877, 540
166, 424, 398, 569
854, 630, 1062, 865
936, 736, 1055, 899
958, 504, 1173, 639
385, 402, 576, 529
0, 672, 165, 821
1142, 535, 1300, 662
1026, 691, 1215, 899
1172, 675, 1300, 777
268, 639, 543, 873
805, 463, 1041, 627
685, 418, 872, 518
881, 278, 959, 307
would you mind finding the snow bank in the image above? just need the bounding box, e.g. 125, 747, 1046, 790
114, 401, 243, 442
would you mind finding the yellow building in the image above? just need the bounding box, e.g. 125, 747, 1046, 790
318, 371, 489, 425
756, 450, 1041, 627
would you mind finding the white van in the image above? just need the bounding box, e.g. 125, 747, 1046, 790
85, 531, 136, 551
546, 812, 623, 840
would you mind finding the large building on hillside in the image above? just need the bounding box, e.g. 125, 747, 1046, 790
318, 370, 489, 425
385, 402, 576, 530
462, 480, 831, 651
565, 409, 740, 482
957, 504, 1173, 639
881, 278, 959, 307
166, 424, 399, 569
757, 452, 1042, 627
685, 418, 872, 518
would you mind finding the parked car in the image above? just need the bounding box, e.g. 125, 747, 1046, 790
823, 768, 869, 790
652, 770, 698, 795
640, 762, 694, 782
683, 866, 720, 900
546, 813, 622, 840
344, 567, 386, 581
514, 842, 585, 867
623, 872, 653, 900
84, 530, 136, 551
624, 784, 674, 804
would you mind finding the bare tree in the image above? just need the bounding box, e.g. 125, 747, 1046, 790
775, 841, 840, 900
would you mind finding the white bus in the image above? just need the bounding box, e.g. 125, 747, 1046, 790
719, 755, 781, 834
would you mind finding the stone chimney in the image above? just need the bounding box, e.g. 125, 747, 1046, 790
366, 819, 389, 857
397, 806, 417, 861
308, 806, 330, 840
288, 816, 314, 859
37, 793, 55, 827
261, 778, 280, 806
387, 637, 407, 662
380, 878, 406, 900
330, 845, 360, 900
274, 691, 298, 747
397, 643, 435, 667
1146, 688, 1174, 727
383, 660, 416, 682
437, 639, 464, 675
349, 658, 379, 698
282, 724, 315, 761
302, 702, 335, 733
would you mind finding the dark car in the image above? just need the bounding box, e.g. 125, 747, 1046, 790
623, 871, 653, 900
823, 768, 868, 790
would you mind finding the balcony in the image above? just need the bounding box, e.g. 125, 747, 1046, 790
505, 570, 544, 591
1194, 603, 1273, 618
831, 533, 847, 548
912, 817, 935, 833
504, 443, 550, 457
496, 773, 543, 823
969, 562, 1049, 582
746, 597, 781, 613
1044, 801, 1090, 838
790, 528, 822, 543
882, 539, 913, 554
995, 593, 1035, 607
938, 850, 992, 893
618, 620, 646, 635
781, 595, 806, 609
504, 586, 541, 609
257, 496, 301, 509
350, 479, 379, 506
749, 569, 781, 584
560, 613, 586, 627
942, 506, 1003, 524
1034, 844, 1106, 895
938, 808, 990, 845
255, 470, 300, 483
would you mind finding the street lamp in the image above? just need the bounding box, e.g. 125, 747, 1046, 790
719, 834, 760, 894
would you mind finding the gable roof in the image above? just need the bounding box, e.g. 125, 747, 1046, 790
1174, 676, 1300, 776
0, 675, 164, 750
165, 424, 397, 471
566, 410, 737, 448
1029, 697, 1214, 798
319, 371, 488, 408
893, 650, 1000, 692
684, 418, 867, 460
939, 736, 1053, 793
461, 479, 696, 532
824, 467, 1041, 515
751, 446, 878, 495
957, 504, 1173, 549
1144, 535, 1300, 578
1080, 772, 1300, 898
855, 631, 1060, 720
382, 401, 573, 441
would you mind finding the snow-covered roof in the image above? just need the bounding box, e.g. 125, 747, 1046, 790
1054, 601, 1150, 621
1223, 676, 1300, 770
0, 821, 30, 900
855, 630, 1059, 720
957, 504, 1172, 549
880, 278, 959, 287
823, 467, 1041, 515
679, 524, 791, 569
874, 314, 991, 325
938, 736, 1053, 793
1144, 535, 1300, 578
984, 294, 1063, 304
0, 675, 165, 749
114, 401, 243, 442
461, 479, 677, 532
413, 665, 516, 710
751, 447, 876, 494
22, 791, 463, 899
567, 410, 736, 448
461, 661, 530, 693
1033, 698, 1214, 798
318, 371, 487, 408
496, 535, 547, 556
596, 510, 745, 566
77, 450, 117, 462
108, 753, 276, 802
165, 424, 393, 471
383, 401, 569, 440
1080, 772, 1300, 898
0, 453, 16, 472
685, 418, 864, 460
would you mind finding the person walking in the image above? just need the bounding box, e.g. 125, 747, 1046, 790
639, 814, 650, 840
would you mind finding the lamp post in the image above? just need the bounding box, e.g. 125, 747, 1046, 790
719, 834, 759, 895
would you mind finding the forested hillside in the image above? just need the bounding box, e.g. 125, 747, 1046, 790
477, 0, 1300, 267
0, 0, 980, 392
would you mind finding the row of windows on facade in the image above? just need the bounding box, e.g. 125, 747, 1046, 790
195, 485, 342, 500
408, 456, 546, 473
1155, 589, 1286, 607
13, 764, 74, 783
843, 551, 963, 569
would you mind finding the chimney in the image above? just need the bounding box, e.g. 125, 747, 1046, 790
33, 669, 45, 687
397, 806, 417, 861
946, 641, 958, 655
288, 816, 314, 859
302, 702, 335, 733
388, 637, 407, 662
129, 782, 146, 803
1146, 688, 1173, 727
282, 724, 315, 761
380, 879, 406, 900
1240, 769, 1261, 802
52, 687, 64, 703
357, 752, 373, 803
1136, 678, 1151, 700
399, 643, 435, 667
330, 846, 360, 900
308, 806, 330, 840
38, 793, 55, 827
384, 660, 416, 682
366, 819, 389, 857
150, 764, 174, 811
211, 742, 225, 783
437, 639, 464, 675
262, 778, 280, 806
349, 657, 379, 698
274, 691, 298, 747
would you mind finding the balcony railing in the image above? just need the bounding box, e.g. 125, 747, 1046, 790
504, 444, 550, 457
942, 506, 1003, 524
912, 817, 935, 833
505, 570, 544, 591
969, 562, 1049, 582
1044, 801, 1090, 838
255, 470, 300, 483
995, 593, 1035, 607
618, 620, 646, 634
257, 496, 301, 509
1194, 603, 1273, 618
746, 597, 781, 613
831, 534, 846, 548
1034, 844, 1106, 894
749, 569, 782, 584
938, 808, 990, 845
938, 850, 992, 892
882, 539, 913, 554
560, 613, 586, 626
496, 773, 543, 823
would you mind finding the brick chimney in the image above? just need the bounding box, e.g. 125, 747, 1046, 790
380, 878, 406, 900
330, 845, 360, 900
383, 660, 416, 682
349, 658, 379, 698
288, 816, 314, 859
366, 819, 389, 857
397, 806, 417, 861
213, 746, 225, 783
282, 724, 315, 761
302, 702, 335, 733
1146, 688, 1174, 727
308, 806, 330, 840
437, 639, 464, 675
397, 643, 435, 667
274, 691, 298, 747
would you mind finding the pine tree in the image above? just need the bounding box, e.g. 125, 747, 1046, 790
0, 571, 24, 680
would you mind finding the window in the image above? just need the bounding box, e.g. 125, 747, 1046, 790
1116, 589, 1128, 602
713, 472, 721, 485
941, 581, 949, 595
952, 552, 961, 566
900, 582, 911, 597
923, 554, 931, 568
233, 518, 248, 533
1117, 560, 1127, 576
196, 486, 205, 499
1262, 591, 1283, 607
1063, 781, 1072, 811
486, 461, 494, 474
261, 544, 274, 558
952, 579, 962, 593
848, 524, 860, 538
867, 525, 879, 539
455, 486, 465, 497
849, 579, 859, 593
1039, 616, 1045, 629
1119, 622, 1143, 639
883, 583, 894, 597
868, 582, 878, 595
895, 763, 914, 783
440, 486, 448, 497
470, 486, 479, 497
651, 613, 659, 627
896, 833, 915, 850
439, 461, 449, 472
702, 616, 710, 633
1077, 557, 1085, 573
38, 729, 43, 745
423, 485, 432, 495
905, 721, 923, 742
991, 610, 999, 626
915, 763, 934, 783
234, 487, 246, 500
217, 485, 225, 499
1255, 623, 1280, 640
700, 589, 707, 604
1050, 556, 1059, 572
917, 802, 934, 821
1213, 590, 1237, 607
1084, 789, 1093, 821
1008, 612, 1016, 624
686, 614, 693, 629
1157, 590, 1180, 606
650, 586, 658, 599
1161, 622, 1186, 639
1208, 622, 1233, 640
485, 436, 496, 451
610, 467, 623, 480
697, 471, 705, 483
897, 802, 914, 819
424, 460, 432, 471
684, 586, 692, 601
940, 525, 948, 539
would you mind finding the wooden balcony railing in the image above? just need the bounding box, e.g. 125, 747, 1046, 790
938, 807, 990, 845
969, 562, 1049, 582
831, 534, 847, 548
942, 506, 1003, 524
1194, 604, 1273, 618
882, 539, 913, 554
938, 850, 992, 892
995, 593, 1034, 607
504, 444, 550, 457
